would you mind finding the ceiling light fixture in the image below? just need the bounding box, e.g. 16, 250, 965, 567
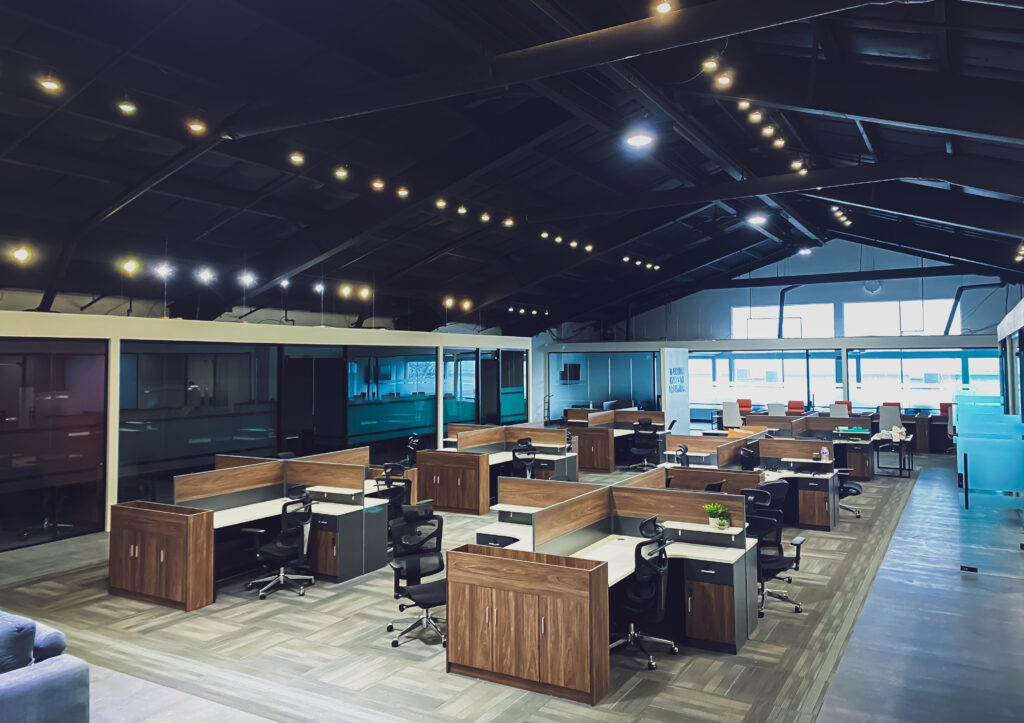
154, 262, 173, 280
288, 151, 305, 166
358, 286, 371, 299
480, 212, 491, 222
554, 235, 563, 243
760, 125, 776, 137
508, 306, 514, 312
239, 271, 255, 288
622, 256, 630, 262
713, 71, 733, 89
569, 240, 578, 248
396, 186, 409, 198
737, 100, 751, 111
798, 168, 808, 176
314, 282, 325, 294
584, 244, 593, 252
371, 179, 385, 191
443, 297, 454, 308
702, 58, 719, 73
461, 299, 472, 311
280, 278, 290, 288
646, 263, 653, 269
519, 308, 525, 314
38, 75, 62, 93
186, 119, 206, 135
772, 138, 786, 149
655, 1, 672, 13
531, 309, 538, 315
653, 265, 661, 270
748, 110, 763, 124
541, 231, 549, 239
339, 284, 352, 298
747, 213, 768, 226
502, 217, 515, 227
798, 247, 813, 256
196, 267, 215, 284
636, 260, 642, 266
457, 205, 467, 215
121, 259, 139, 275
11, 247, 31, 264
625, 129, 656, 148
117, 98, 137, 116
791, 159, 804, 171
435, 198, 447, 209
334, 166, 349, 180
843, 219, 853, 226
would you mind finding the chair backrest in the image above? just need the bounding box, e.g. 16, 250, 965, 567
749, 512, 783, 557
376, 463, 412, 515
281, 493, 314, 564
736, 399, 753, 414
878, 404, 902, 430
389, 502, 443, 560
740, 487, 771, 513
740, 446, 757, 470
512, 442, 537, 477
722, 401, 743, 428
939, 402, 953, 417
667, 419, 676, 432
882, 402, 901, 410
631, 421, 659, 452
759, 480, 790, 512
402, 434, 421, 467
829, 403, 849, 418
625, 516, 669, 624
704, 481, 724, 493
786, 400, 805, 414
766, 403, 786, 416
675, 443, 690, 467
947, 403, 956, 434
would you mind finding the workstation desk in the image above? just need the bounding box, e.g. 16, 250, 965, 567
800, 417, 874, 480
660, 434, 747, 468
752, 438, 840, 531
565, 410, 667, 473
456, 471, 757, 704
109, 450, 392, 611
419, 426, 578, 516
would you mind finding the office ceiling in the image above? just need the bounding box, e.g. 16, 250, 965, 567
2, 0, 1024, 333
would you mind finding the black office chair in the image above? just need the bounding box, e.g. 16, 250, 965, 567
243, 492, 315, 599
629, 418, 660, 471
836, 467, 862, 518
758, 480, 790, 520
666, 419, 676, 432
386, 502, 446, 646
609, 515, 678, 670
704, 480, 724, 493
675, 443, 690, 468
747, 511, 805, 616
400, 433, 421, 468
740, 446, 757, 471
511, 438, 537, 479
740, 487, 772, 516
375, 462, 413, 526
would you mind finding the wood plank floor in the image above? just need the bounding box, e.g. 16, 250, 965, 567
816, 456, 1024, 722
0, 463, 921, 722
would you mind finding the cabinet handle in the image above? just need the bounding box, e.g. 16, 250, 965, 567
457, 476, 461, 486
493, 608, 497, 625
159, 549, 165, 563
700, 569, 716, 575
541, 616, 545, 635
333, 546, 336, 557
687, 595, 692, 613
484, 607, 489, 623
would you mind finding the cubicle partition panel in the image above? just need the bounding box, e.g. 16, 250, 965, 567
802, 416, 847, 438
448, 424, 494, 438
213, 454, 272, 470
715, 438, 747, 469
790, 416, 812, 437
583, 410, 615, 427
520, 428, 569, 447
665, 467, 764, 495
758, 438, 834, 461
611, 410, 666, 427
610, 487, 746, 530
532, 489, 613, 553
496, 478, 599, 508
743, 415, 800, 435
446, 544, 610, 705
283, 460, 367, 489
617, 467, 668, 489
565, 407, 598, 423
301, 446, 371, 466
173, 460, 284, 506
456, 427, 507, 450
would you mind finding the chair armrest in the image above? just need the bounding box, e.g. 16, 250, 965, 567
834, 468, 854, 474
0, 654, 89, 723
790, 535, 805, 569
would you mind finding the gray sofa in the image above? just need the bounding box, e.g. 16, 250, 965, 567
0, 610, 89, 722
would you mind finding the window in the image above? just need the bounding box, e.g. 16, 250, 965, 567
347, 350, 437, 445
843, 299, 960, 337
547, 352, 659, 420
444, 349, 477, 429
731, 304, 834, 339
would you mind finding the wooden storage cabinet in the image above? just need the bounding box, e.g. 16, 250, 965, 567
447, 544, 609, 705
573, 428, 614, 473
109, 501, 214, 611
678, 558, 748, 654
416, 450, 490, 515
797, 476, 839, 531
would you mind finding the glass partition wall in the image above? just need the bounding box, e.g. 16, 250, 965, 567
443, 348, 478, 433
0, 339, 107, 552
547, 351, 660, 420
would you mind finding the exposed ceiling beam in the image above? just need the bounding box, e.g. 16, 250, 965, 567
705, 265, 976, 289
524, 154, 1024, 221
224, 0, 916, 138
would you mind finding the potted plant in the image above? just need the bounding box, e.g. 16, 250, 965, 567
702, 502, 730, 530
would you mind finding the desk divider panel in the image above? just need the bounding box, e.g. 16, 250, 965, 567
301, 446, 371, 465
613, 410, 665, 426
665, 467, 764, 495
665, 435, 728, 455
758, 438, 834, 460
174, 460, 284, 504
457, 427, 507, 450
611, 487, 746, 528
533, 488, 612, 550
214, 454, 272, 469
790, 416, 811, 437
803, 416, 848, 435
369, 465, 419, 504
727, 426, 768, 438
284, 460, 367, 489
585, 410, 616, 427
617, 467, 667, 489
447, 424, 495, 437
514, 427, 567, 447
744, 415, 798, 434
715, 438, 747, 468
565, 407, 597, 423
497, 478, 600, 507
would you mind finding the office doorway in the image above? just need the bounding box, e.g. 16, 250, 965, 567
479, 350, 500, 425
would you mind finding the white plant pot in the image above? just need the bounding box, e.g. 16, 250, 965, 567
708, 517, 718, 529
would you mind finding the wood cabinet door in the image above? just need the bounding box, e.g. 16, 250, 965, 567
136, 532, 165, 599
308, 529, 337, 576
454, 467, 478, 512
159, 533, 188, 604
108, 525, 136, 590
419, 465, 444, 507
685, 580, 735, 644
539, 596, 590, 693
492, 589, 540, 682
798, 489, 830, 527
448, 582, 494, 671
591, 435, 612, 472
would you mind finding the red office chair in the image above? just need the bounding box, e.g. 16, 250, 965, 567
939, 402, 953, 417
737, 399, 753, 415
834, 400, 852, 415
786, 400, 805, 415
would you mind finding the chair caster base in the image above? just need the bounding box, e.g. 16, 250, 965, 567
795, 605, 803, 613
669, 645, 679, 654
391, 639, 399, 648
647, 659, 656, 670
758, 611, 765, 618
386, 624, 394, 632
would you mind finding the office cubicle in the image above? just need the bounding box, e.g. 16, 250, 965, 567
547, 351, 660, 420
953, 394, 1024, 577
0, 338, 107, 552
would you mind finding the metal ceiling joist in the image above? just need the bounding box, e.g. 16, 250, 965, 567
223, 0, 917, 139
703, 265, 977, 289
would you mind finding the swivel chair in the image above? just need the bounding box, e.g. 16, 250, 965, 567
829, 403, 850, 419
374, 462, 412, 526
834, 400, 853, 415
739, 446, 757, 471
747, 510, 805, 616
243, 492, 315, 599
766, 403, 786, 417
511, 438, 537, 479
387, 502, 446, 646
722, 402, 743, 429
836, 467, 862, 518
786, 400, 805, 415
629, 418, 660, 471
675, 443, 690, 468
400, 433, 421, 468
736, 399, 753, 416
609, 515, 678, 670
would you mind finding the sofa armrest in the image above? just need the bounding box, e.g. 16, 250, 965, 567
0, 654, 89, 723
32, 622, 66, 662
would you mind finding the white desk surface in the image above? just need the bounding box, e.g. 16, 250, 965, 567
307, 484, 362, 496
781, 457, 833, 464
212, 498, 370, 528
663, 520, 744, 536
612, 428, 633, 438
665, 450, 711, 458
477, 521, 533, 551
490, 503, 542, 514
571, 534, 748, 586
762, 469, 835, 481
487, 451, 576, 465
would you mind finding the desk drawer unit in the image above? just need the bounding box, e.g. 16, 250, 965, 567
476, 532, 520, 548
797, 476, 839, 531
308, 511, 366, 582
680, 558, 747, 653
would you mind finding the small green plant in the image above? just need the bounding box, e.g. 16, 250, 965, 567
702, 502, 729, 521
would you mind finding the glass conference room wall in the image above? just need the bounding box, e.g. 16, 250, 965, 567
443, 348, 478, 433
0, 339, 107, 552
847, 348, 1001, 414
687, 350, 842, 421
547, 351, 660, 420
118, 341, 278, 503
